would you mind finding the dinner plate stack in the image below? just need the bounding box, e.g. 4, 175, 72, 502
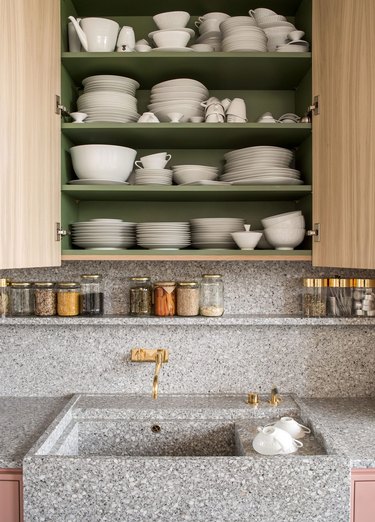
148, 79, 208, 122
190, 217, 245, 249
220, 146, 303, 185
77, 75, 140, 123
71, 219, 137, 249
221, 17, 267, 52
135, 169, 173, 185
136, 222, 191, 250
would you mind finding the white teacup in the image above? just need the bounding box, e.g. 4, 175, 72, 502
227, 98, 247, 120
206, 113, 225, 123
135, 152, 171, 169
198, 12, 230, 23
190, 116, 204, 123
196, 19, 222, 34
221, 98, 232, 111
253, 426, 303, 455
270, 417, 311, 439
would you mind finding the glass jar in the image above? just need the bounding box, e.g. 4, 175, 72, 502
129, 277, 152, 316
79, 275, 104, 316
154, 282, 176, 317
177, 282, 200, 317
0, 279, 9, 318
200, 274, 224, 317
57, 283, 80, 317
34, 282, 56, 316
353, 279, 375, 317
328, 278, 353, 317
9, 282, 33, 316
302, 278, 328, 317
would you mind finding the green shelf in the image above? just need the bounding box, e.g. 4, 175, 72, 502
61, 52, 312, 90
62, 184, 312, 202
62, 123, 312, 149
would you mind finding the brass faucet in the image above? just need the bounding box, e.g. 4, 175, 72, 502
130, 348, 169, 400
268, 386, 282, 406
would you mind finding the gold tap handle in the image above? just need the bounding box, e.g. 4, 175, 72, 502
152, 351, 163, 400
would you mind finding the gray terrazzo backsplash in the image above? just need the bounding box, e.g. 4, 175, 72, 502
1, 261, 375, 397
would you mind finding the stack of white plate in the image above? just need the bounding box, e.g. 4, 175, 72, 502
77, 75, 140, 123
221, 17, 267, 52
172, 165, 219, 185
220, 146, 303, 185
148, 79, 208, 122
71, 219, 136, 249
195, 31, 222, 51
135, 169, 173, 185
190, 217, 245, 249
136, 222, 191, 250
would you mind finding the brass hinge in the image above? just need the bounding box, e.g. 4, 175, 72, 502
306, 223, 321, 242
55, 95, 70, 116
56, 223, 69, 242
308, 95, 320, 116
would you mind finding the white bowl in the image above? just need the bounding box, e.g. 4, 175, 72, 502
173, 171, 218, 184
261, 211, 302, 228
252, 231, 272, 249
153, 11, 190, 30
264, 228, 306, 250
231, 231, 262, 250
152, 29, 190, 48
265, 215, 306, 229
70, 144, 136, 182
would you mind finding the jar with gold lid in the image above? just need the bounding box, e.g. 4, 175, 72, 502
352, 279, 375, 317
328, 278, 353, 317
154, 282, 176, 317
302, 278, 327, 317
177, 282, 200, 317
80, 274, 104, 316
9, 282, 34, 316
200, 274, 224, 317
57, 282, 80, 317
129, 277, 152, 316
0, 279, 9, 318
34, 282, 57, 316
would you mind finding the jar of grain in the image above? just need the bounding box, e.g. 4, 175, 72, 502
9, 282, 34, 316
200, 275, 224, 317
352, 279, 375, 317
302, 278, 327, 317
80, 274, 104, 316
154, 282, 176, 317
57, 282, 80, 317
129, 277, 152, 316
34, 282, 56, 316
177, 282, 200, 317
0, 279, 9, 318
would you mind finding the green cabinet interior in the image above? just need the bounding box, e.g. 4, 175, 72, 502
60, 0, 313, 260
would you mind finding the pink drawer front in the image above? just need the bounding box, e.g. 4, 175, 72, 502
352, 469, 375, 522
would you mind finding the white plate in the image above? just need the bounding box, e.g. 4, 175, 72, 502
179, 181, 230, 186
69, 179, 129, 185
230, 178, 304, 185
151, 47, 194, 52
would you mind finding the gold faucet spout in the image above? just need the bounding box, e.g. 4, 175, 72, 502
131, 348, 169, 400
152, 351, 163, 400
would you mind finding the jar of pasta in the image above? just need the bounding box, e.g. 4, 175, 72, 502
154, 282, 176, 317
57, 282, 80, 317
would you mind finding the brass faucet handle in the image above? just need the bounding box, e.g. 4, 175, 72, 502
268, 387, 282, 406
247, 392, 259, 405
131, 348, 169, 363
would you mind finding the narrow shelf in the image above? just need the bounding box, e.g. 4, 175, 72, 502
61, 52, 312, 90
62, 123, 312, 149
62, 184, 312, 202
61, 249, 312, 261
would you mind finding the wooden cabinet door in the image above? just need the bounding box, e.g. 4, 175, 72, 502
0, 0, 61, 269
312, 0, 375, 269
0, 471, 22, 522
352, 471, 375, 522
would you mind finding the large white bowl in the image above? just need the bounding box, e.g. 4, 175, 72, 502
153, 11, 190, 30
231, 231, 262, 250
261, 211, 302, 228
70, 144, 137, 182
264, 228, 306, 250
265, 215, 306, 229
173, 171, 218, 184
153, 29, 190, 48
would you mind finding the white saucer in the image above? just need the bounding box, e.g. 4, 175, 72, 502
151, 47, 194, 52
68, 179, 129, 185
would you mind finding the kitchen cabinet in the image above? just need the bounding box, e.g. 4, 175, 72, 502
352, 470, 375, 522
0, 470, 23, 522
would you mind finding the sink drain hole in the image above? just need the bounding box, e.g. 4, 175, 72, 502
151, 424, 161, 433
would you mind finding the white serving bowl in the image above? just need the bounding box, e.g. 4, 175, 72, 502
265, 215, 306, 229
70, 144, 136, 182
152, 29, 190, 48
153, 11, 190, 30
261, 211, 302, 228
173, 171, 218, 184
231, 231, 262, 250
264, 228, 306, 250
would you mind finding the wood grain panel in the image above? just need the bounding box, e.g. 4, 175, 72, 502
0, 0, 61, 269
312, 0, 375, 269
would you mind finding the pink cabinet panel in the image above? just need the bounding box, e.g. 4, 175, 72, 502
0, 470, 22, 522
352, 470, 375, 522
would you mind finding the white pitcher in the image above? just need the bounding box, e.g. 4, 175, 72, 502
68, 17, 119, 52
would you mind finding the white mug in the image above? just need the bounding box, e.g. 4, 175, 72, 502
205, 113, 225, 123
135, 152, 171, 169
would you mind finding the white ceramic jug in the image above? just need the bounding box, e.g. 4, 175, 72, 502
68, 17, 119, 52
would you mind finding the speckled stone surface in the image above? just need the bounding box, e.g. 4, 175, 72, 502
0, 397, 69, 468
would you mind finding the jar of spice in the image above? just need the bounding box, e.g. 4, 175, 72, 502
34, 282, 57, 316
154, 282, 176, 317
302, 278, 328, 317
328, 278, 353, 317
352, 279, 375, 317
177, 282, 200, 317
0, 279, 9, 318
129, 277, 152, 316
200, 275, 224, 317
80, 275, 104, 316
57, 283, 80, 317
9, 282, 33, 316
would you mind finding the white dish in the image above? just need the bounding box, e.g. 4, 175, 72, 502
153, 11, 190, 30
68, 179, 129, 185
151, 46, 194, 52
149, 28, 195, 39
230, 178, 303, 185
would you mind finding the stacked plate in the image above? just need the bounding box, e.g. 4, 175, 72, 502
220, 146, 303, 185
221, 17, 267, 52
195, 31, 222, 51
172, 165, 219, 185
190, 217, 245, 249
135, 169, 173, 185
71, 219, 136, 249
136, 222, 191, 250
77, 75, 140, 123
148, 79, 208, 122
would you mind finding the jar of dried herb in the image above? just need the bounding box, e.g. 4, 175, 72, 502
34, 282, 56, 316
129, 277, 152, 316
154, 282, 176, 317
57, 282, 80, 317
177, 282, 200, 317
302, 278, 328, 317
9, 282, 33, 316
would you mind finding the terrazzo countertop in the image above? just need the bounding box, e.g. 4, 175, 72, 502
0, 397, 69, 468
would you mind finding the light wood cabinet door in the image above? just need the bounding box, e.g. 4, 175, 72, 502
312, 0, 375, 269
0, 0, 61, 269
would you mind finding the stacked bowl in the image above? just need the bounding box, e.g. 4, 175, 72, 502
71, 219, 136, 250
190, 218, 245, 249
136, 222, 191, 250
221, 17, 267, 52
249, 8, 297, 51
78, 75, 140, 123
172, 165, 219, 185
261, 211, 306, 250
150, 11, 193, 52
148, 79, 208, 122
194, 12, 229, 51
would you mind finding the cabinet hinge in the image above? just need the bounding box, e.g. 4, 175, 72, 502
306, 223, 321, 242
56, 223, 69, 242
308, 95, 320, 116
55, 95, 70, 117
